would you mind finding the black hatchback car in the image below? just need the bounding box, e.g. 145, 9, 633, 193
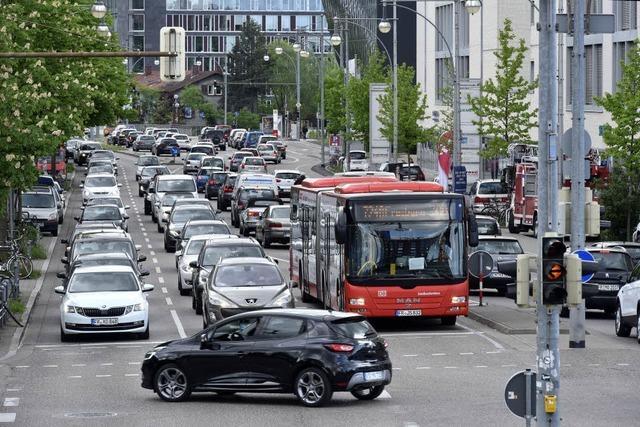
141, 309, 392, 406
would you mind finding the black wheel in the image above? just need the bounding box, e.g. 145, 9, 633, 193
154, 364, 191, 402
178, 275, 190, 296
263, 234, 270, 248
615, 306, 631, 337
144, 201, 151, 215
351, 385, 385, 401
139, 189, 144, 197
507, 209, 520, 233
242, 225, 250, 237
139, 325, 150, 340
636, 314, 640, 344
191, 292, 196, 310
532, 215, 538, 238
58, 215, 63, 225
157, 222, 163, 233
294, 367, 332, 407
441, 316, 457, 326
195, 292, 203, 315
51, 227, 58, 237
60, 326, 70, 342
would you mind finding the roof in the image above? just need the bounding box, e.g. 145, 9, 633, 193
133, 69, 221, 93
217, 257, 274, 266
157, 174, 193, 181
84, 172, 115, 178
274, 169, 302, 174
189, 233, 239, 242
72, 265, 136, 275
73, 252, 135, 263
299, 175, 397, 190
204, 237, 259, 246
334, 181, 443, 195
590, 241, 640, 248
184, 219, 227, 226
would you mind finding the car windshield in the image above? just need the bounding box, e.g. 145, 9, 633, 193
211, 172, 227, 183
240, 189, 275, 202
258, 144, 274, 151
74, 240, 134, 258
400, 166, 422, 175
83, 206, 121, 221
88, 165, 113, 174
245, 158, 264, 165
275, 172, 300, 180
157, 179, 196, 193
162, 193, 191, 207
85, 176, 116, 187
191, 147, 212, 154
270, 207, 290, 218
139, 157, 159, 166
142, 167, 169, 177
198, 168, 218, 176
214, 264, 282, 287
183, 224, 230, 239
476, 240, 523, 254
88, 198, 123, 208
250, 200, 280, 208
172, 209, 215, 223
185, 240, 206, 255
80, 144, 100, 151
75, 258, 133, 270
347, 199, 467, 282
162, 138, 177, 145
248, 134, 261, 143
140, 136, 155, 141
350, 152, 366, 160
620, 246, 640, 261
22, 193, 55, 208
68, 272, 138, 293
202, 245, 263, 267
477, 219, 500, 235
203, 158, 224, 168
590, 252, 633, 271
330, 317, 376, 339
478, 181, 509, 194
188, 153, 206, 160
233, 153, 250, 160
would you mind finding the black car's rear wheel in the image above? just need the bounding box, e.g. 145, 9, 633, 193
294, 367, 332, 407
351, 385, 385, 400
154, 364, 191, 402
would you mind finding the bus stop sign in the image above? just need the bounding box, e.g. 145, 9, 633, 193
468, 250, 494, 279
573, 249, 595, 283
504, 369, 536, 419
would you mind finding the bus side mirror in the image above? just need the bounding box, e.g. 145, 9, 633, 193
468, 210, 479, 247
335, 210, 347, 245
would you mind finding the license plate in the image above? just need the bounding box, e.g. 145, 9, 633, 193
91, 318, 118, 326
364, 371, 385, 381
396, 309, 422, 317
598, 284, 619, 291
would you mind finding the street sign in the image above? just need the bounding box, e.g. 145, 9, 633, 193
453, 165, 467, 194
468, 250, 494, 279
561, 128, 592, 156
573, 249, 596, 283
504, 369, 536, 419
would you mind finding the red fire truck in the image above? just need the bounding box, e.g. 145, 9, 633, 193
290, 178, 478, 325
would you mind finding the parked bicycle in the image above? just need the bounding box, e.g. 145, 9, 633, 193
479, 200, 509, 227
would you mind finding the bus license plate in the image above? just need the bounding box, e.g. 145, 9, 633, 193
92, 318, 118, 326
396, 309, 422, 317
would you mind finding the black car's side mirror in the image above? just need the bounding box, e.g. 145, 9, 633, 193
468, 210, 479, 248
335, 209, 347, 245
189, 260, 198, 268
140, 269, 150, 277
56, 272, 67, 279
138, 254, 147, 262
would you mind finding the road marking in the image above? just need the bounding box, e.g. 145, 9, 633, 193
150, 251, 156, 256
145, 238, 150, 242
68, 375, 82, 379
564, 364, 572, 367
116, 345, 142, 349
3, 398, 19, 407
170, 309, 187, 339
402, 354, 418, 357
158, 277, 165, 284
152, 257, 158, 264
378, 390, 392, 399
474, 365, 488, 368
96, 374, 111, 378
155, 267, 162, 274
444, 366, 458, 369
460, 352, 474, 355
161, 287, 168, 294
392, 367, 402, 371
71, 364, 86, 367
100, 363, 113, 366
42, 365, 58, 368
5, 389, 20, 393
272, 257, 290, 264
14, 366, 29, 369
147, 244, 153, 249
457, 323, 505, 350
165, 297, 173, 306
128, 362, 141, 365
617, 363, 630, 366
416, 367, 431, 370
485, 351, 502, 354
0, 413, 16, 422
588, 363, 600, 367
141, 227, 146, 232
125, 373, 140, 377
381, 331, 475, 338
501, 364, 516, 368
431, 353, 446, 356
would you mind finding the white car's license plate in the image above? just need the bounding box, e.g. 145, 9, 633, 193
92, 318, 118, 326
364, 371, 385, 381
598, 284, 619, 291
396, 309, 422, 317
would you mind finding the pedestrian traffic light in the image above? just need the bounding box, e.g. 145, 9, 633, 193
542, 236, 567, 305
160, 27, 186, 82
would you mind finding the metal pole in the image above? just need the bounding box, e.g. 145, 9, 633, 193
296, 38, 301, 139
224, 57, 228, 125
537, 3, 561, 425
345, 28, 351, 155
452, 0, 462, 167
392, 0, 399, 162
569, 0, 587, 349
557, 1, 565, 186
548, 0, 559, 233
320, 29, 326, 166
0, 51, 176, 58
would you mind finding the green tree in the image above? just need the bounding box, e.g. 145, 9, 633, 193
235, 108, 261, 129
323, 64, 346, 135
180, 85, 220, 125
469, 19, 538, 158
599, 170, 640, 241
377, 65, 428, 158
346, 50, 389, 147
0, 0, 129, 192
227, 20, 269, 113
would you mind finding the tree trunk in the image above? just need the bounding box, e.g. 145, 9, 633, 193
627, 204, 632, 242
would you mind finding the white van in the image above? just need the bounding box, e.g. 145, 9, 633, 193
232, 173, 279, 199
343, 150, 369, 172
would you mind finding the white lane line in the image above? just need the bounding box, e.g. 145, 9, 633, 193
460, 352, 474, 355
100, 363, 113, 366
116, 345, 142, 349
155, 267, 162, 274
443, 366, 458, 369
457, 323, 505, 351
128, 362, 141, 365
71, 364, 86, 367
485, 351, 502, 354
158, 277, 165, 284
3, 398, 19, 407
42, 365, 58, 368
170, 309, 187, 339
272, 257, 290, 264
68, 375, 82, 379
150, 251, 156, 256
152, 258, 158, 264
145, 237, 150, 242
161, 287, 168, 294
474, 365, 488, 368
381, 331, 475, 338
5, 389, 21, 393
141, 227, 146, 232
416, 367, 431, 370
0, 413, 16, 422
565, 364, 572, 367
617, 363, 630, 366
392, 367, 402, 371
14, 366, 29, 369
431, 353, 446, 356
402, 354, 418, 357
165, 297, 173, 306
147, 244, 153, 249
378, 390, 392, 399
125, 373, 140, 377
96, 374, 111, 378
501, 364, 516, 368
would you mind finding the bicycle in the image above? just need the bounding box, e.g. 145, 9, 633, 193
480, 200, 509, 227
0, 236, 34, 281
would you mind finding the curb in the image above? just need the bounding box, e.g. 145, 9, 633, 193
311, 164, 332, 177
467, 309, 571, 335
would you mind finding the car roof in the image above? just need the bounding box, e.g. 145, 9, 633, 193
85, 173, 116, 178
587, 247, 629, 254
204, 237, 259, 246
173, 204, 211, 212
157, 174, 192, 181
72, 265, 136, 274
590, 241, 640, 248
24, 187, 54, 195
274, 169, 301, 175
184, 219, 226, 226
189, 233, 238, 243
228, 308, 364, 322
217, 256, 274, 266
74, 252, 134, 263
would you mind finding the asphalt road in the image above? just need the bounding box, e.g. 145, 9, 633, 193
0, 140, 638, 426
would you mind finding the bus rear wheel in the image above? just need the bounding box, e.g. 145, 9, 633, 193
441, 316, 457, 326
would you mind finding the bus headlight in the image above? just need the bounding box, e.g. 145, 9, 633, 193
451, 296, 467, 304
349, 298, 366, 306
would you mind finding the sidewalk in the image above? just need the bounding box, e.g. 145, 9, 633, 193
468, 294, 571, 335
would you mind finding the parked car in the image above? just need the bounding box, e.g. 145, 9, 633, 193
466, 179, 510, 214
256, 204, 291, 247
21, 187, 60, 235
55, 266, 153, 341
615, 261, 640, 340
476, 215, 501, 236
135, 155, 160, 181
75, 204, 129, 232
239, 156, 267, 173
217, 173, 238, 211
256, 143, 280, 164
190, 237, 265, 315
153, 138, 180, 156
140, 309, 392, 406
229, 151, 251, 172
81, 173, 121, 203
133, 135, 157, 152
274, 170, 302, 198
470, 236, 525, 295
589, 242, 640, 266
164, 206, 217, 252
239, 198, 283, 237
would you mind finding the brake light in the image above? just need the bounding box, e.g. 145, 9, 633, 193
474, 196, 488, 204
241, 165, 245, 169
248, 211, 259, 217
224, 186, 233, 193
324, 344, 354, 353
269, 222, 282, 228
208, 179, 215, 185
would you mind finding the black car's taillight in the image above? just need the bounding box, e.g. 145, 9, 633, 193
324, 343, 354, 353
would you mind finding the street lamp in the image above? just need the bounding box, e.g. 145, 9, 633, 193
300, 49, 310, 58
378, 20, 391, 34
292, 43, 301, 53
154, 59, 160, 66
464, 0, 482, 14
263, 54, 270, 62
330, 33, 342, 46
96, 21, 110, 37
275, 47, 283, 55
91, 1, 107, 19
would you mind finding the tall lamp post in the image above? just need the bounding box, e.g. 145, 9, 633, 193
173, 93, 180, 125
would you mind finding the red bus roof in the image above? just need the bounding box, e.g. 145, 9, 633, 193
299, 175, 397, 189
334, 181, 444, 194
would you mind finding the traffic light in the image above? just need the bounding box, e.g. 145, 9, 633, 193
160, 27, 186, 82
542, 236, 567, 305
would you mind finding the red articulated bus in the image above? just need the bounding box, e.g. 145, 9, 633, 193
290, 178, 478, 325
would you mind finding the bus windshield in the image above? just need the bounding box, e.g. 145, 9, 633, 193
347, 199, 466, 283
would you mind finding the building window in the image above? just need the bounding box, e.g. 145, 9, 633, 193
131, 35, 144, 51
266, 15, 278, 31
567, 44, 602, 105
131, 0, 144, 10
436, 58, 452, 102
435, 4, 453, 53
131, 14, 144, 32
460, 9, 469, 49
530, 60, 535, 92
615, 1, 637, 31
457, 55, 469, 79
207, 84, 223, 96
613, 41, 635, 92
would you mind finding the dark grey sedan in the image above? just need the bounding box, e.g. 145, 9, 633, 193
469, 236, 524, 295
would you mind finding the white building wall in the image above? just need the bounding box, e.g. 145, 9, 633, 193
417, 0, 639, 167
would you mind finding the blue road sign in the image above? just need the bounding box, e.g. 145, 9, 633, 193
573, 249, 595, 283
